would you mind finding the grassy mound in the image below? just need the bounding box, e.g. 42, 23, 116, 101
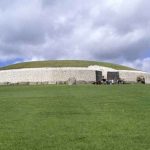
0, 60, 135, 70
0, 84, 149, 150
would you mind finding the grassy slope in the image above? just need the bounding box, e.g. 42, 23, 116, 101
0, 85, 149, 150
0, 60, 135, 70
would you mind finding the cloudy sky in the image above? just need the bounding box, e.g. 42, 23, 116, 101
0, 0, 150, 71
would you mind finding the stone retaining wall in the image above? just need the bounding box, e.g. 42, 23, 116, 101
119, 70, 150, 83
0, 68, 97, 84
88, 65, 150, 84
0, 66, 150, 85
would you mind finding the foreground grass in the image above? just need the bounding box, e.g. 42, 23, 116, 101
0, 85, 149, 150
0, 60, 134, 70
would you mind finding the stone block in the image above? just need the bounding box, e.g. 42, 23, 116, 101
67, 77, 76, 85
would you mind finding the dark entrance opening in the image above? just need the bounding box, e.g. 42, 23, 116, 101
96, 71, 102, 82
107, 72, 119, 81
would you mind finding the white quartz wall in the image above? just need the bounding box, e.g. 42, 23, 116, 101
0, 66, 150, 84
0, 68, 96, 84
119, 70, 150, 83
88, 65, 150, 84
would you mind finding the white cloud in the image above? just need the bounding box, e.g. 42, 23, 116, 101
122, 57, 150, 72
0, 0, 150, 71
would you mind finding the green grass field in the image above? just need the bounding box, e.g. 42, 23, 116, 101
0, 60, 135, 70
0, 85, 149, 150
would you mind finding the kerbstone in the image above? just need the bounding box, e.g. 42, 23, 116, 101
67, 77, 76, 85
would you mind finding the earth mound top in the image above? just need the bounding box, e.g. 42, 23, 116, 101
0, 60, 135, 71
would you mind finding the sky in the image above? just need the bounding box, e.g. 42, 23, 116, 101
0, 0, 150, 71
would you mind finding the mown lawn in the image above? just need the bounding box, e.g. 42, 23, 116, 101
0, 85, 149, 150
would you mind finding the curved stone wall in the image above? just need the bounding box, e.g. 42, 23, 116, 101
0, 66, 150, 85
88, 65, 150, 84
119, 70, 150, 83
0, 67, 97, 84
